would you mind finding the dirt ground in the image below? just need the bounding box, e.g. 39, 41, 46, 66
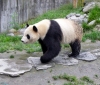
0, 41, 100, 85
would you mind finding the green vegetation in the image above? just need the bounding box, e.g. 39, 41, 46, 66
82, 6, 100, 32
82, 22, 94, 32
83, 31, 100, 42
10, 55, 14, 58
80, 76, 94, 83
0, 4, 100, 53
82, 5, 100, 42
52, 73, 96, 85
53, 73, 77, 82
0, 34, 41, 53
88, 6, 100, 22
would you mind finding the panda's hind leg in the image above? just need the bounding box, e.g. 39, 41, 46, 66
68, 39, 81, 57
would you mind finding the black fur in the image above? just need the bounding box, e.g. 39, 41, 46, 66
38, 39, 47, 54
26, 24, 29, 27
26, 34, 30, 39
38, 20, 63, 63
33, 26, 38, 32
38, 20, 81, 63
68, 39, 81, 57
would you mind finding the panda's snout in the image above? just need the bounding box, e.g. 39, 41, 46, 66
21, 40, 24, 43
21, 38, 24, 43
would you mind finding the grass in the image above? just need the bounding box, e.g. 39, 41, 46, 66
52, 73, 96, 85
10, 55, 14, 58
82, 5, 100, 42
82, 6, 100, 32
0, 33, 41, 53
53, 73, 77, 82
82, 31, 100, 42
88, 5, 100, 22
82, 22, 94, 32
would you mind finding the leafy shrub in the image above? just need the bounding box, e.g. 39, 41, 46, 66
88, 5, 100, 22
82, 22, 94, 32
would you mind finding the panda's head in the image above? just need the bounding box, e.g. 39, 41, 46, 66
21, 24, 39, 44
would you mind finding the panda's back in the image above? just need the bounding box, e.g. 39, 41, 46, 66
53, 19, 79, 44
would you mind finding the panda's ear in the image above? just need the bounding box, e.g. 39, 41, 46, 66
26, 23, 29, 27
33, 26, 38, 32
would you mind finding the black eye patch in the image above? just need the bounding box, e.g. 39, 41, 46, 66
26, 34, 30, 39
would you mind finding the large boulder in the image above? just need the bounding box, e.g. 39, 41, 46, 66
88, 20, 96, 26
83, 2, 100, 13
66, 13, 88, 24
94, 25, 100, 31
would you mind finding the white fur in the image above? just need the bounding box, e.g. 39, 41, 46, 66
21, 25, 39, 43
21, 19, 50, 43
34, 19, 50, 40
54, 19, 77, 43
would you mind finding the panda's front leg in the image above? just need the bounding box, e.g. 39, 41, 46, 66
40, 40, 61, 63
38, 39, 47, 54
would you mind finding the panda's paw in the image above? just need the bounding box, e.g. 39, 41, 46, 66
68, 53, 73, 57
40, 56, 51, 64
68, 53, 78, 58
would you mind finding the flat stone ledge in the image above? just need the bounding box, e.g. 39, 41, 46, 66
0, 59, 32, 77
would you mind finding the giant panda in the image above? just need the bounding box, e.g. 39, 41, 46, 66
21, 18, 83, 63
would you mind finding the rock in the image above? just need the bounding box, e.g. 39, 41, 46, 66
77, 52, 97, 61
66, 13, 88, 24
66, 13, 76, 18
0, 59, 32, 77
83, 2, 100, 13
88, 20, 96, 26
83, 18, 88, 23
27, 55, 78, 70
9, 28, 17, 33
75, 14, 81, 17
18, 28, 26, 35
90, 49, 100, 57
69, 15, 78, 20
94, 25, 100, 31
7, 33, 14, 36
85, 39, 91, 43
17, 35, 23, 37
27, 57, 54, 70
83, 2, 96, 13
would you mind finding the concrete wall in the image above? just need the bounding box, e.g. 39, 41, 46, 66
0, 0, 72, 32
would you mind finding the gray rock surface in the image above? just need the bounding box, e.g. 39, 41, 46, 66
18, 28, 26, 35
27, 56, 78, 70
83, 2, 96, 13
9, 29, 17, 33
0, 59, 32, 77
88, 20, 96, 26
83, 2, 100, 13
77, 52, 97, 61
7, 33, 14, 36
94, 25, 100, 31
66, 13, 88, 24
